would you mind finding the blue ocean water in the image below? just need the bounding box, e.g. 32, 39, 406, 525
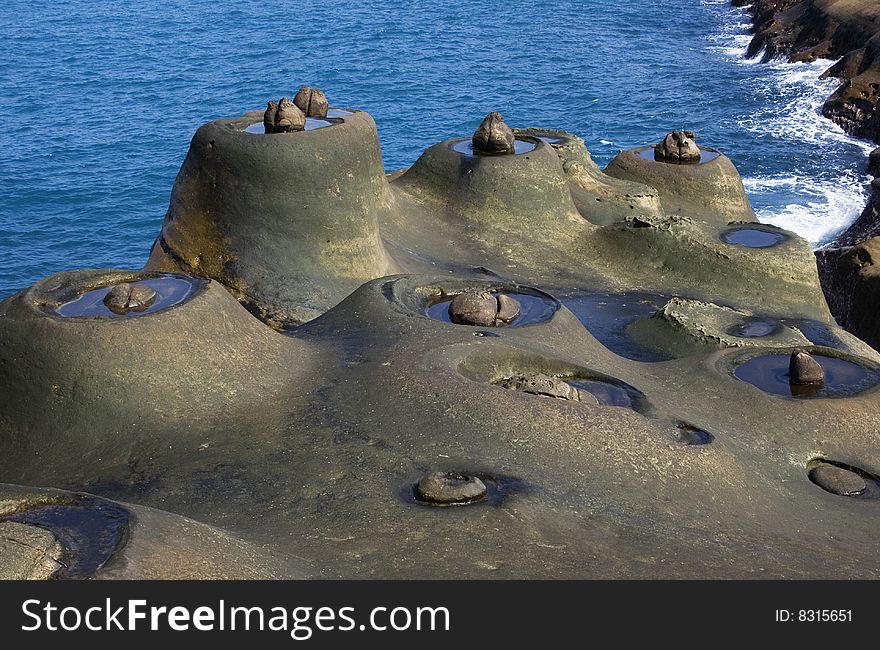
0, 0, 874, 298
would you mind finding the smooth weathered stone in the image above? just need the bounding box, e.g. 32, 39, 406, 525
810, 465, 867, 497
789, 350, 825, 385
274, 97, 305, 132
293, 86, 329, 118
263, 100, 278, 133
448, 291, 520, 327
103, 282, 157, 314
417, 471, 487, 504
655, 130, 700, 163
500, 373, 582, 401
495, 294, 521, 324
448, 291, 497, 326
472, 112, 515, 154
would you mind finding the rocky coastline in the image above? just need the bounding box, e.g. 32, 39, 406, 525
733, 0, 880, 346
3, 85, 880, 578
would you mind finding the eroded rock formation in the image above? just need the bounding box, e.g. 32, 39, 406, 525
2, 98, 880, 579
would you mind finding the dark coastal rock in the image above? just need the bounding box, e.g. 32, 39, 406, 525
472, 112, 515, 154
870, 147, 880, 178
789, 350, 824, 385
809, 464, 867, 496
740, 0, 880, 142
448, 291, 520, 326
293, 86, 329, 118
499, 373, 582, 401
103, 282, 157, 314
417, 471, 487, 505
654, 130, 700, 163
829, 181, 880, 247
273, 97, 306, 132
816, 236, 880, 350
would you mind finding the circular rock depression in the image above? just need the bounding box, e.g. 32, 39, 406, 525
807, 459, 880, 499
727, 348, 880, 398
721, 226, 788, 249
450, 137, 537, 156
244, 116, 342, 134
52, 273, 203, 318
638, 146, 721, 165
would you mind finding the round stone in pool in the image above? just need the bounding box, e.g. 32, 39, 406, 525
637, 146, 720, 164
426, 291, 557, 327
450, 138, 537, 156
733, 353, 873, 398
721, 227, 786, 249
54, 275, 199, 318
244, 117, 336, 134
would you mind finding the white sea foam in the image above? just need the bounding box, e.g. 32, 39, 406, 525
743, 172, 871, 246
707, 5, 875, 247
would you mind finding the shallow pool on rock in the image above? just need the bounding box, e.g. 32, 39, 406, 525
638, 146, 721, 164
54, 275, 198, 318
560, 292, 671, 362
721, 227, 787, 248
733, 353, 873, 398
244, 117, 336, 134
450, 138, 537, 156
427, 292, 557, 327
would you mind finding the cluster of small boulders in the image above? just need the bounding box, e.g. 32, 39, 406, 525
263, 86, 329, 133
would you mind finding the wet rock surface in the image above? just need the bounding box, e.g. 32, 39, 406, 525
472, 112, 515, 154
654, 130, 700, 163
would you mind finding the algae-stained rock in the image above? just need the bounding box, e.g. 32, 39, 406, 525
0, 521, 62, 579
514, 128, 666, 226
8, 96, 880, 580
626, 296, 811, 358
0, 268, 313, 488
604, 145, 755, 223
146, 107, 398, 326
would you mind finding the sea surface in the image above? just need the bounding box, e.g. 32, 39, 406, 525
0, 0, 874, 298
